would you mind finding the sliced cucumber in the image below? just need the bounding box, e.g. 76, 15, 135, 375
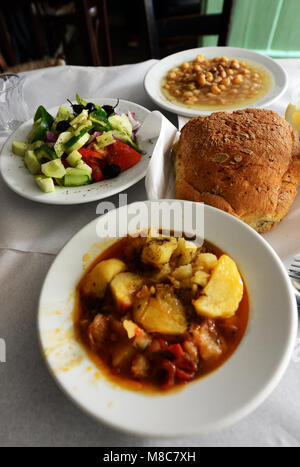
41, 159, 66, 178
24, 150, 41, 174
76, 161, 92, 172
54, 131, 73, 157
28, 140, 44, 151
34, 175, 55, 193
12, 141, 29, 157
65, 132, 90, 154
35, 144, 57, 162
67, 164, 92, 181
69, 109, 89, 129
74, 121, 93, 136
75, 161, 92, 179
63, 173, 90, 187
65, 166, 91, 175
66, 150, 82, 167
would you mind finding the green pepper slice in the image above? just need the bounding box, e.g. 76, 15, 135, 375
90, 109, 112, 131
29, 119, 49, 143
34, 106, 54, 127
28, 106, 54, 143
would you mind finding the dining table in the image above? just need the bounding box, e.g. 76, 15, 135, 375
0, 58, 299, 448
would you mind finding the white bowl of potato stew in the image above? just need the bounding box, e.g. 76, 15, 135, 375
145, 47, 288, 117
38, 201, 297, 436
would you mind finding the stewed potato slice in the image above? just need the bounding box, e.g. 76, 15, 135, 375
81, 258, 126, 298
141, 237, 177, 266
193, 254, 243, 318
110, 272, 144, 312
173, 237, 197, 266
133, 286, 187, 334
172, 263, 193, 281
192, 270, 210, 287
193, 253, 218, 272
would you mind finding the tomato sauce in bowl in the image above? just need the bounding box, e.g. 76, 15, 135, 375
74, 234, 249, 393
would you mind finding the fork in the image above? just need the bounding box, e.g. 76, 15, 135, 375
288, 258, 300, 308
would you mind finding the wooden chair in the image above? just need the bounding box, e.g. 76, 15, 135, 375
144, 0, 234, 59
0, 10, 16, 68
31, 0, 113, 66
4, 57, 66, 73
76, 0, 112, 66
0, 1, 112, 68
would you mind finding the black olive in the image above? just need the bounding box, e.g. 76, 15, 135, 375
72, 104, 84, 115
85, 102, 96, 114
102, 99, 119, 117
67, 99, 86, 115
101, 105, 115, 117
56, 120, 70, 133
102, 164, 121, 179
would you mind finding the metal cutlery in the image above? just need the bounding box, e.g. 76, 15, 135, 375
288, 258, 300, 309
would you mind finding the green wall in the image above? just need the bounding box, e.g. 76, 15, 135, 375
201, 0, 300, 57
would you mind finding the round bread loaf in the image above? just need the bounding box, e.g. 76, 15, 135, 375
174, 109, 300, 232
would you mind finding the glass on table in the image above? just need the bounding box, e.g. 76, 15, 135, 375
0, 73, 29, 131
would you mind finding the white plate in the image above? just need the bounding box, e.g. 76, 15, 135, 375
144, 46, 288, 117
0, 98, 154, 205
38, 201, 297, 437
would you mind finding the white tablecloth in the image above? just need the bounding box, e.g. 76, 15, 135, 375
0, 60, 299, 447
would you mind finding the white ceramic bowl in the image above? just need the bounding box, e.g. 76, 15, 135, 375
144, 46, 288, 117
0, 98, 155, 205
38, 201, 297, 437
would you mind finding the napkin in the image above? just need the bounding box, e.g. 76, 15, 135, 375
139, 111, 178, 200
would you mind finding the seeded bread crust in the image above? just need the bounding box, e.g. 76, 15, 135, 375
174, 109, 300, 232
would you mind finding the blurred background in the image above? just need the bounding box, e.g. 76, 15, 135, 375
1, 0, 300, 72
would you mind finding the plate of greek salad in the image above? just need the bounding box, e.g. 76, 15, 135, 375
0, 95, 155, 204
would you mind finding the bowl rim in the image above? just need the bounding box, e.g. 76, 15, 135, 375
37, 200, 298, 437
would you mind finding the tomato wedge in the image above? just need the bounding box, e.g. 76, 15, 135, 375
79, 147, 107, 161
79, 147, 106, 182
78, 140, 142, 182
106, 140, 141, 172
